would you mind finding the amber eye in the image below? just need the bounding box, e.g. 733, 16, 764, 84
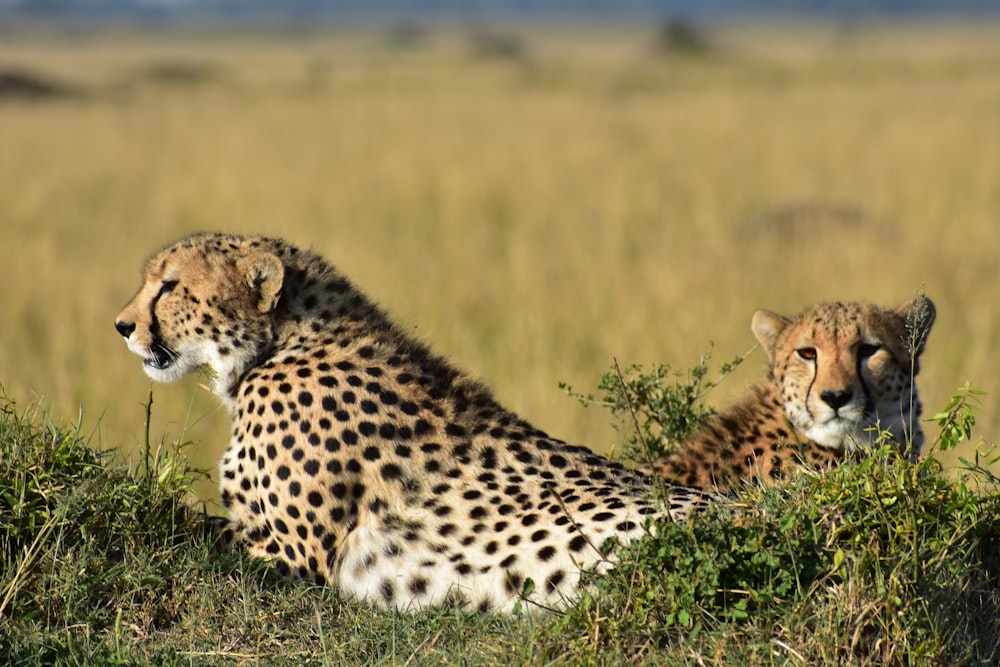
858, 343, 881, 359
796, 347, 817, 361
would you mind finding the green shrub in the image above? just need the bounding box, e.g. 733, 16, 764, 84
561, 347, 749, 463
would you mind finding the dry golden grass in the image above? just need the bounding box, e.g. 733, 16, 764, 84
1, 22, 999, 500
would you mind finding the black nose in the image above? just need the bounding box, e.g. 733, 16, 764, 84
820, 389, 853, 410
115, 321, 136, 338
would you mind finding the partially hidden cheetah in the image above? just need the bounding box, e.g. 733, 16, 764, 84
114, 232, 710, 613
643, 298, 935, 492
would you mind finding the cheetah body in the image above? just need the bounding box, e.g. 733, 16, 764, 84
645, 299, 935, 492
115, 233, 708, 613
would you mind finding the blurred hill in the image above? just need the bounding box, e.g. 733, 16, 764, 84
3, 0, 999, 23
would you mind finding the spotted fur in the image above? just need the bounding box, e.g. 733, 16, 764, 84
644, 298, 935, 492
115, 232, 711, 613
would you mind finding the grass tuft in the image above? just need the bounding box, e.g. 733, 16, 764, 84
546, 443, 1000, 665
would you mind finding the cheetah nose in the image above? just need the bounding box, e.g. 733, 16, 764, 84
115, 320, 136, 338
820, 389, 853, 411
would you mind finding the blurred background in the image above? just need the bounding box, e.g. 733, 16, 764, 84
1, 1, 998, 504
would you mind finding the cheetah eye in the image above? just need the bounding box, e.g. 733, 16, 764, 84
159, 280, 179, 296
858, 343, 881, 359
796, 347, 817, 361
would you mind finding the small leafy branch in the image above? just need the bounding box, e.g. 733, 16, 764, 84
928, 381, 984, 454
561, 345, 752, 463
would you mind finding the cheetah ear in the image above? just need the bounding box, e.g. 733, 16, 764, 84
894, 295, 936, 357
237, 252, 284, 314
751, 309, 791, 363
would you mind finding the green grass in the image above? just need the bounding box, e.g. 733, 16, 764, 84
3, 386, 999, 665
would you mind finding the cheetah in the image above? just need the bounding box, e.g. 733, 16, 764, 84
114, 232, 710, 613
643, 298, 935, 492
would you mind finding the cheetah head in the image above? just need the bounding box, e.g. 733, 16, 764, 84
752, 297, 935, 455
114, 233, 284, 395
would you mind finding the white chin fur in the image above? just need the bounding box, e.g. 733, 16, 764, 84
142, 357, 198, 383
802, 419, 859, 451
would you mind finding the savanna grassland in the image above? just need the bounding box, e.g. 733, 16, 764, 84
2, 20, 1000, 666
2, 22, 1000, 491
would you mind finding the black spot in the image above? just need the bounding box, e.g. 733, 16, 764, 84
360, 400, 378, 414
400, 401, 418, 415
298, 391, 314, 407
381, 463, 403, 480
409, 577, 428, 595
342, 429, 358, 445
380, 580, 395, 605
276, 465, 291, 480
380, 423, 397, 439
322, 396, 337, 411
569, 535, 588, 552
358, 421, 377, 437
304, 459, 320, 476
545, 570, 565, 593
363, 446, 381, 461
537, 546, 556, 562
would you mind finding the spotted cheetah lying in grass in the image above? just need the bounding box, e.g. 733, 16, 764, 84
643, 298, 935, 492
114, 232, 712, 613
